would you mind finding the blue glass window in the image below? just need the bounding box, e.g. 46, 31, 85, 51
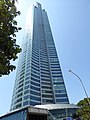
54, 85, 65, 89
23, 101, 29, 106
25, 81, 30, 85
31, 81, 40, 87
53, 81, 64, 85
55, 89, 66, 93
24, 95, 30, 100
25, 76, 30, 81
30, 90, 40, 96
56, 98, 68, 102
24, 85, 30, 89
30, 101, 40, 106
31, 73, 40, 79
30, 95, 41, 101
55, 94, 67, 97
31, 85, 40, 91
31, 77, 40, 83
24, 90, 30, 94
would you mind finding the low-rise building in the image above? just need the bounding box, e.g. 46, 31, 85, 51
35, 104, 79, 120
0, 106, 48, 120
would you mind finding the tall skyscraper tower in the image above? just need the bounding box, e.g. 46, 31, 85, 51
10, 2, 69, 111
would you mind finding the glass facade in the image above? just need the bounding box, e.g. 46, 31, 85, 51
35, 104, 79, 120
49, 108, 77, 120
0, 107, 48, 120
10, 2, 69, 111
0, 110, 27, 120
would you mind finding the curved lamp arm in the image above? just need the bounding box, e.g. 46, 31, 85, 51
69, 70, 90, 105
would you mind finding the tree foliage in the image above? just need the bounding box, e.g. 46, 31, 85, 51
0, 0, 21, 77
76, 98, 90, 120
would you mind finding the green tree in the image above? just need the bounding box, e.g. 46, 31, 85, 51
76, 98, 90, 120
0, 0, 21, 77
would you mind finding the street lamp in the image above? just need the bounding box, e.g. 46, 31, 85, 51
68, 70, 90, 105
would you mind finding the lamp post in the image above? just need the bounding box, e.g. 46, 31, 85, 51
68, 70, 90, 105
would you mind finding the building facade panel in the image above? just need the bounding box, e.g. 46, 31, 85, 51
10, 2, 69, 111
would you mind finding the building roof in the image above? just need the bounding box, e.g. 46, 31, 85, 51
35, 104, 79, 110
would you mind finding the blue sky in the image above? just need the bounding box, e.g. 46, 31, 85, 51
0, 0, 90, 115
